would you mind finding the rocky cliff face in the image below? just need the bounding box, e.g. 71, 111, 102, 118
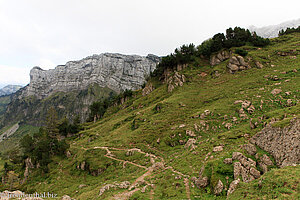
2, 53, 160, 125
21, 53, 160, 99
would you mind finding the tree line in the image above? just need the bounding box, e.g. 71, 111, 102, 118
279, 26, 300, 36
152, 27, 270, 77
19, 107, 81, 173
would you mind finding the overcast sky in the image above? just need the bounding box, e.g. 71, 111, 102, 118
0, 0, 299, 88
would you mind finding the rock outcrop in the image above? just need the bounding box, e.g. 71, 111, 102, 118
21, 53, 160, 99
227, 55, 251, 74
210, 50, 231, 66
167, 71, 186, 92
251, 118, 300, 167
3, 53, 160, 125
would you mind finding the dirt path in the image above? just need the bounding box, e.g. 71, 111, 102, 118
104, 154, 148, 169
184, 178, 191, 200
81, 145, 190, 198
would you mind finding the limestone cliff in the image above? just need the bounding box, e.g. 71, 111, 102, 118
3, 53, 160, 125
21, 53, 160, 99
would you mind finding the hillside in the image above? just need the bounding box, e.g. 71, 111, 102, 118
0, 33, 299, 200
0, 85, 22, 97
1, 53, 159, 126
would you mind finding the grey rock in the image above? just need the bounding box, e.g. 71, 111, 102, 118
233, 162, 242, 179
224, 158, 233, 164
21, 53, 160, 99
227, 56, 250, 74
210, 50, 231, 66
260, 154, 273, 166
271, 88, 282, 95
185, 138, 197, 150
213, 146, 223, 152
214, 180, 223, 195
242, 144, 257, 155
227, 178, 240, 196
250, 167, 261, 179
193, 176, 209, 188
252, 118, 300, 167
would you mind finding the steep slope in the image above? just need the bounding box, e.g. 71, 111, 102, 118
1, 33, 299, 199
249, 18, 300, 38
2, 53, 160, 126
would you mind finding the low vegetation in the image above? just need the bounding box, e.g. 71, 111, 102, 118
0, 29, 299, 199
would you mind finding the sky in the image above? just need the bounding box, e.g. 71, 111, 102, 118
0, 0, 300, 88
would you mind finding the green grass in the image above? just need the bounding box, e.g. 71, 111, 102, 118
0, 33, 300, 199
0, 124, 39, 154
229, 166, 300, 200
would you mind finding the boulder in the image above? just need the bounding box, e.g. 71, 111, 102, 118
251, 118, 300, 167
242, 144, 257, 155
214, 180, 223, 195
223, 158, 233, 164
271, 89, 282, 95
227, 56, 250, 73
210, 50, 231, 66
250, 167, 261, 179
227, 178, 240, 196
193, 176, 209, 188
213, 146, 224, 152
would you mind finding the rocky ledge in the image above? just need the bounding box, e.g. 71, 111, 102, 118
21, 53, 160, 99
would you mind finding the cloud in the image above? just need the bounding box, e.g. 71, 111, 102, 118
0, 0, 300, 86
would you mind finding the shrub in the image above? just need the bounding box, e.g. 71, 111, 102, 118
235, 49, 248, 56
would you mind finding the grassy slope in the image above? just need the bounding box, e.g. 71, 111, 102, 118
3, 33, 300, 199
0, 124, 39, 154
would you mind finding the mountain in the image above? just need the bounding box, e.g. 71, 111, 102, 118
2, 53, 160, 125
249, 18, 300, 38
0, 31, 298, 199
0, 85, 22, 97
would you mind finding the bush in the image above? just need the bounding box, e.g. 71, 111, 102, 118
235, 49, 248, 56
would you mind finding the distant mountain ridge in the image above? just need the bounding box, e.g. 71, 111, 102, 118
0, 85, 22, 96
249, 18, 300, 38
2, 53, 160, 125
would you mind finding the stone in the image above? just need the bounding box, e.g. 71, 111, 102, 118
213, 146, 224, 152
193, 176, 209, 188
79, 184, 87, 188
287, 99, 293, 106
223, 158, 233, 164
251, 118, 300, 167
227, 55, 250, 73
186, 130, 196, 137
142, 83, 154, 96
210, 50, 230, 66
20, 54, 160, 99
271, 88, 282, 95
247, 105, 255, 114
61, 195, 72, 200
232, 152, 246, 161
233, 162, 242, 179
225, 123, 232, 129
255, 61, 264, 69
250, 167, 261, 179
214, 180, 223, 195
227, 178, 240, 196
242, 100, 251, 109
184, 138, 197, 150
258, 161, 268, 174
242, 144, 257, 155
260, 154, 273, 166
